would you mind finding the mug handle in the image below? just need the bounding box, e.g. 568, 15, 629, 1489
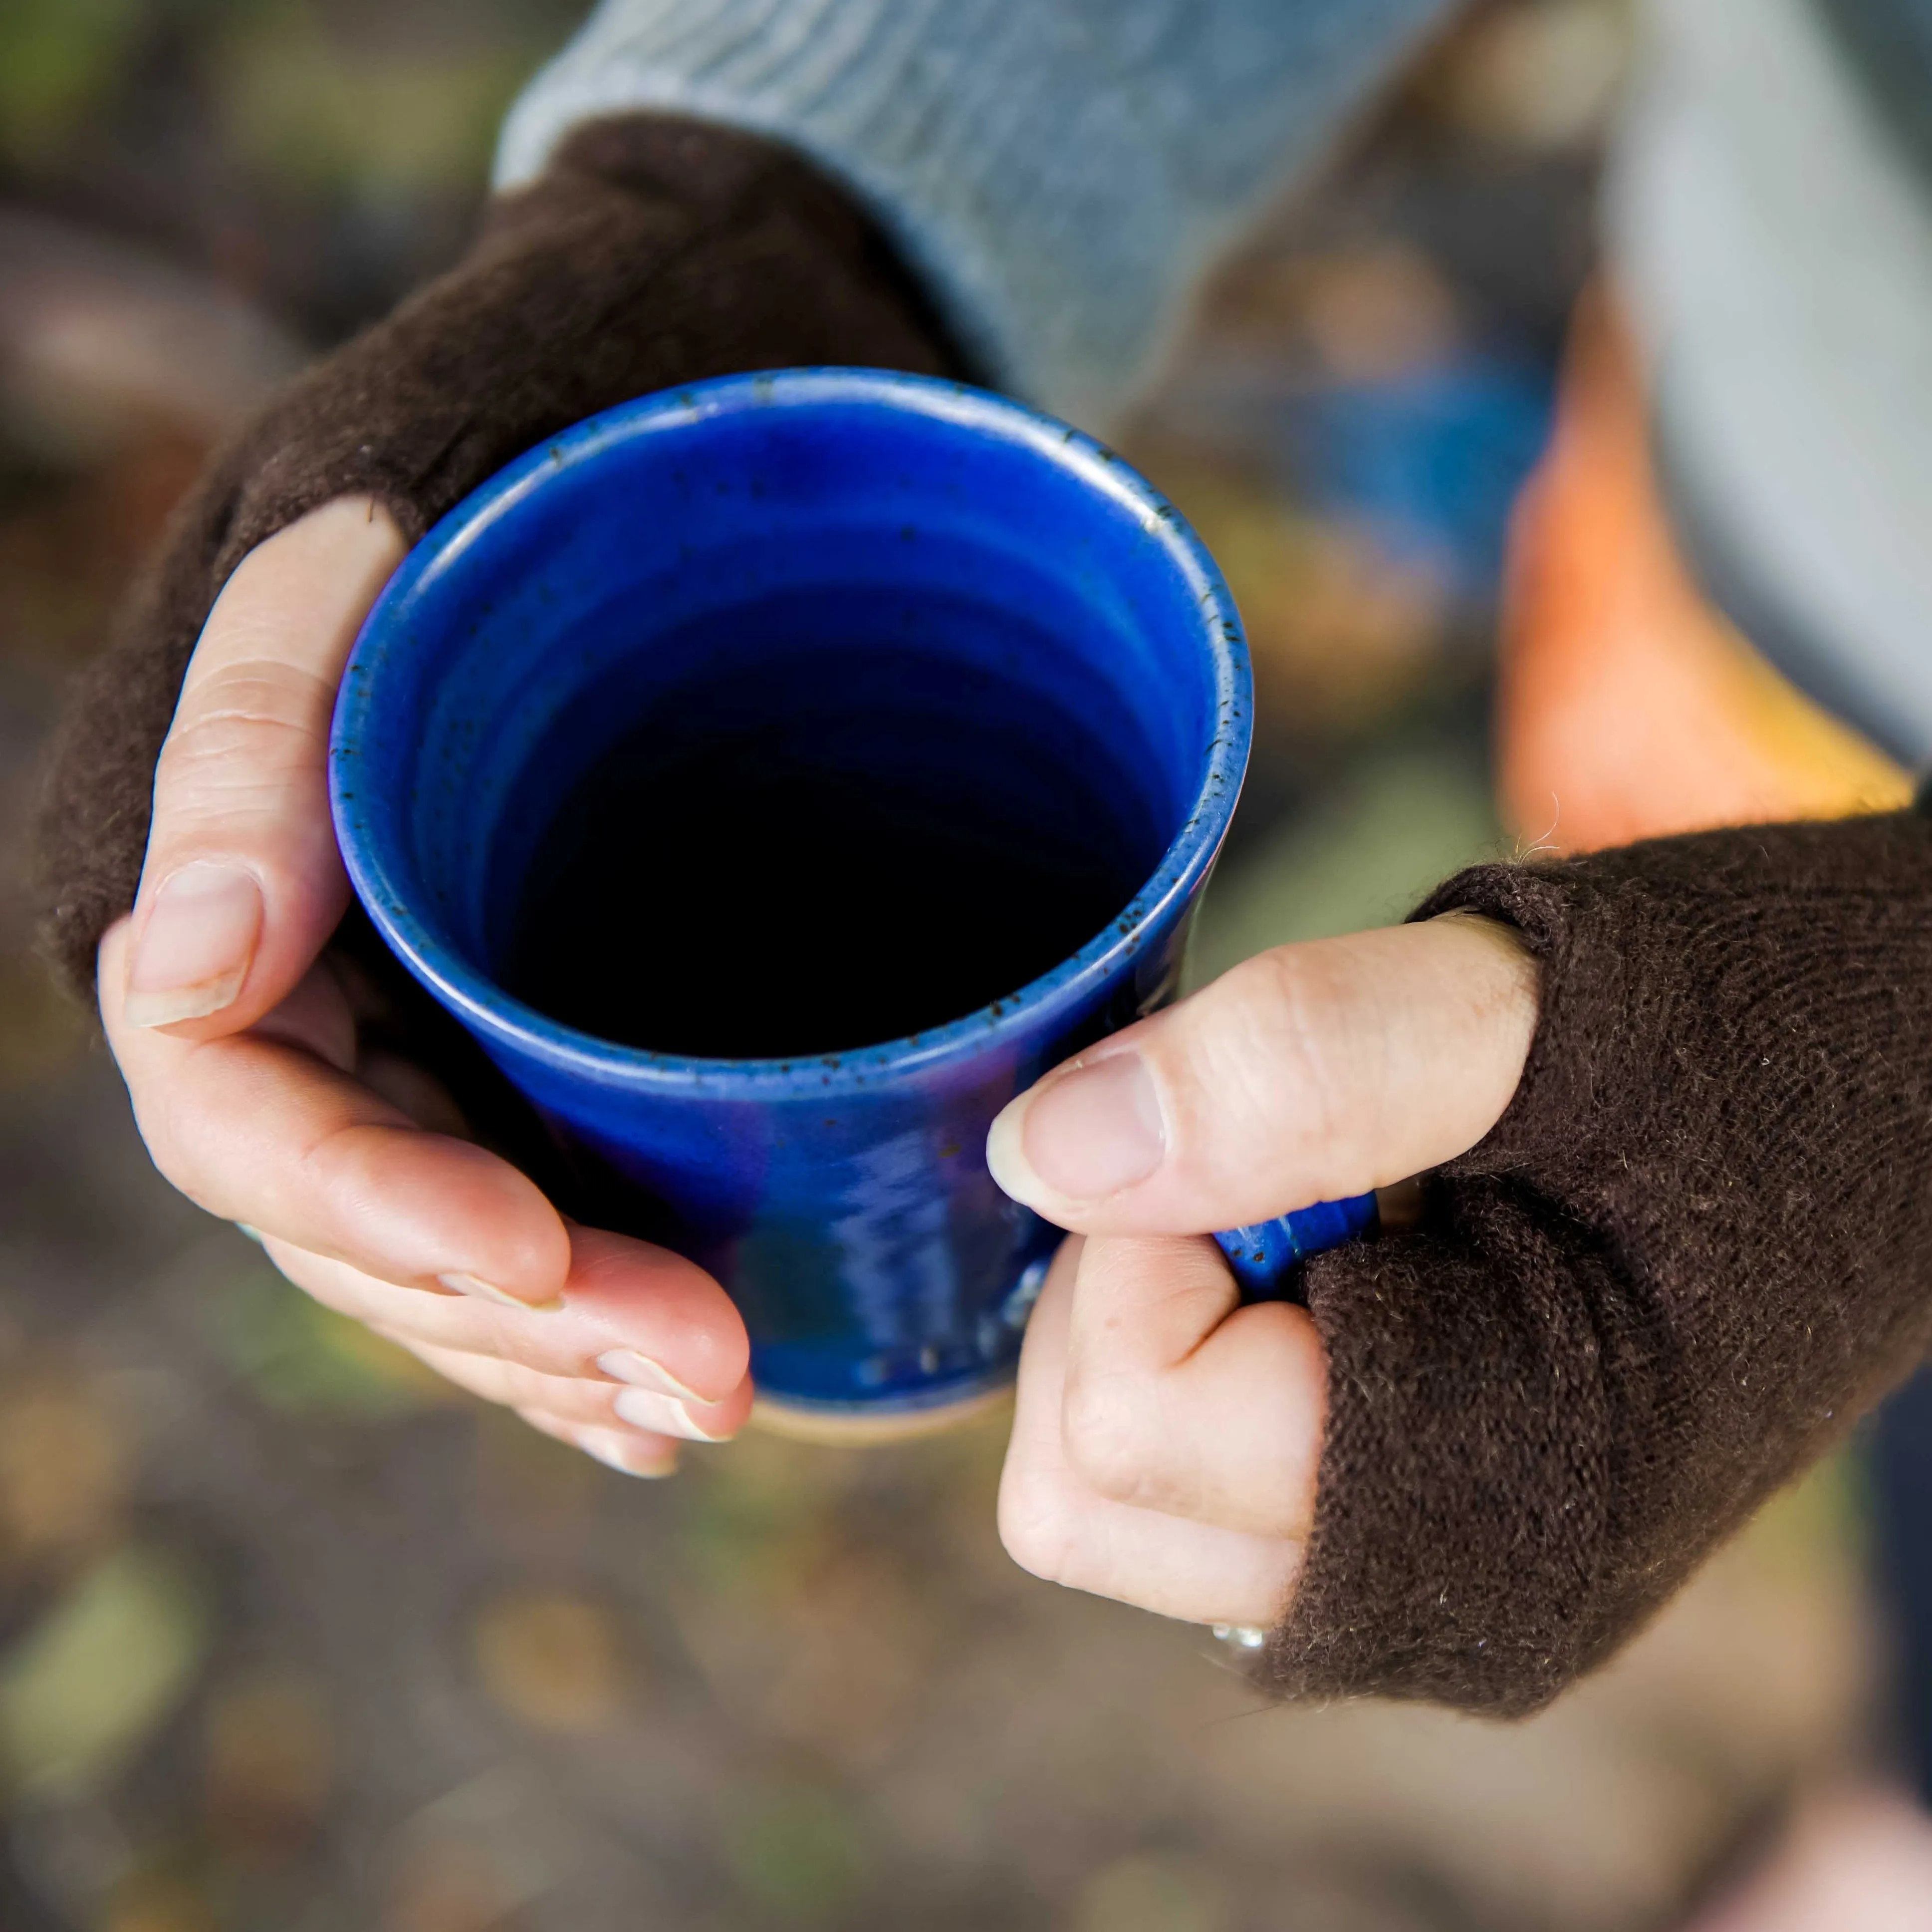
1212, 1193, 1378, 1301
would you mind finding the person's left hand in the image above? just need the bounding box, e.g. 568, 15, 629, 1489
987, 913, 1540, 1627
96, 502, 754, 1478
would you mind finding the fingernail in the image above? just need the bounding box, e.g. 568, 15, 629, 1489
123, 862, 263, 1027
438, 1271, 563, 1313
612, 1387, 736, 1443
985, 1051, 1166, 1206
575, 1427, 677, 1478
596, 1349, 707, 1403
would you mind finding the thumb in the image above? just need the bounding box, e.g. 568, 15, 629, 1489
118, 497, 405, 1036
985, 912, 1539, 1236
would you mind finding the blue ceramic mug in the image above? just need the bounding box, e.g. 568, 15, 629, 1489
330, 371, 1372, 1437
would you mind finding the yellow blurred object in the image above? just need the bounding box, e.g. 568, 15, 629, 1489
1295, 246, 1463, 382
386, 1838, 522, 1932
1432, 0, 1633, 152
469, 1588, 630, 1735
0, 955, 86, 1089
1073, 1853, 1232, 1932
212, 9, 527, 198
215, 1265, 451, 1416
1126, 445, 1451, 736
0, 1545, 209, 1797
204, 1667, 336, 1848
1499, 284, 1911, 853
103, 1876, 219, 1932
0, 1368, 127, 1568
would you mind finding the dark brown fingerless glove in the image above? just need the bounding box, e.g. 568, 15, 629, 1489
1270, 808, 1932, 1716
33, 112, 961, 1004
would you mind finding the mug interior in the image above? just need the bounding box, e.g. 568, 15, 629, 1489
335, 373, 1243, 1067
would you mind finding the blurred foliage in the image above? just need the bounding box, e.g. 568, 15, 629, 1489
1071, 1854, 1232, 1932
210, 3, 535, 198
470, 1588, 633, 1734
1189, 742, 1503, 987
0, 1365, 130, 1575
720, 1778, 868, 1924
1750, 1445, 1873, 1584
0, 0, 585, 337
103, 1870, 224, 1932
205, 1262, 445, 1416
1130, 443, 1460, 741
0, 0, 145, 166
0, 1545, 210, 1798
0, 0, 557, 182
201, 1664, 336, 1850
0, 952, 86, 1088
673, 1430, 843, 1606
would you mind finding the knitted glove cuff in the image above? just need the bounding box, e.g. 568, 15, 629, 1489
1268, 811, 1932, 1714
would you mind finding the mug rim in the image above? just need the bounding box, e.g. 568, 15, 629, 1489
330, 368, 1252, 1098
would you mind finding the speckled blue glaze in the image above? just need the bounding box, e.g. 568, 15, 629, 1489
1212, 1195, 1378, 1299
331, 370, 1364, 1423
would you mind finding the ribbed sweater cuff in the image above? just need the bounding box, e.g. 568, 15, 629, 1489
494, 0, 1446, 429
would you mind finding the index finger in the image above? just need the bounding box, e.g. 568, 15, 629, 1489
1055, 1234, 1327, 1541
997, 1237, 1308, 1624
102, 918, 571, 1307
119, 497, 405, 1036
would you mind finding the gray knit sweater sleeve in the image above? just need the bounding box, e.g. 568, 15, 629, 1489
493, 0, 1451, 430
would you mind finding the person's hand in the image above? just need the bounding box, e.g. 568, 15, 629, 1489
99, 499, 754, 1473
39, 115, 957, 1476
987, 914, 1540, 1626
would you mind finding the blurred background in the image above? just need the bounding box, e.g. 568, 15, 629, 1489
0, 2, 1888, 1927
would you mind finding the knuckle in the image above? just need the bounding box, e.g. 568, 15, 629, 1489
1194, 949, 1354, 1145
483, 1360, 537, 1406
453, 1308, 538, 1374
158, 717, 297, 797
182, 649, 335, 724
132, 1077, 211, 1207
1059, 1367, 1160, 1504
292, 1123, 375, 1221
996, 1473, 1080, 1585
499, 1363, 574, 1413
157, 663, 335, 802
143, 1131, 204, 1207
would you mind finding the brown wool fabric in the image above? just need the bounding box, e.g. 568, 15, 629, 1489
32, 112, 963, 1002
1269, 810, 1932, 1715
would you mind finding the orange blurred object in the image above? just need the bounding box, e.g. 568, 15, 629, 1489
1498, 285, 1911, 854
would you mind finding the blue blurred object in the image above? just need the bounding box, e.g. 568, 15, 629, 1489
332, 370, 1370, 1432
1283, 352, 1558, 604
1214, 1192, 1380, 1300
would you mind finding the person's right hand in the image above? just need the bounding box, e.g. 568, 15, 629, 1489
99, 498, 756, 1474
